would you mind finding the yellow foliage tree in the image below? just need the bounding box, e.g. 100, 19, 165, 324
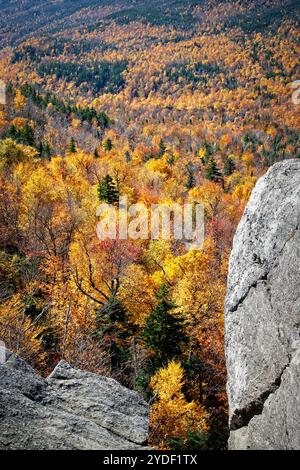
149, 360, 207, 449
14, 89, 26, 112
0, 295, 45, 369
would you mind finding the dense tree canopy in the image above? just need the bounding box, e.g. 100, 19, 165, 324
0, 0, 299, 450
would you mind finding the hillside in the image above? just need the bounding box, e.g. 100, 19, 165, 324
0, 0, 299, 450
1, 1, 299, 46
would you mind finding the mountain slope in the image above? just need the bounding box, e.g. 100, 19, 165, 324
1, 0, 299, 49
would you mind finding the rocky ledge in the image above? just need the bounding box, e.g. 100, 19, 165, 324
0, 348, 149, 450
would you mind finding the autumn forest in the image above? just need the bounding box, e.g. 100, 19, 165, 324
0, 0, 299, 450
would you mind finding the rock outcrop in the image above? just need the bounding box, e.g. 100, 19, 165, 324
225, 160, 300, 449
0, 348, 149, 450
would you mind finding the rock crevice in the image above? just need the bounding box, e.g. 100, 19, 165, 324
230, 360, 290, 431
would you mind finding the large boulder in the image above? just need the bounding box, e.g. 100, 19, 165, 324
225, 160, 300, 449
0, 348, 149, 450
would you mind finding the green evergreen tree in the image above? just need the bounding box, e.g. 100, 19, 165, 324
97, 111, 109, 129
95, 298, 136, 375
38, 141, 44, 157
203, 141, 213, 158
170, 430, 208, 450
94, 148, 99, 158
97, 174, 119, 205
43, 141, 51, 159
103, 138, 113, 152
38, 141, 51, 159
69, 137, 76, 153
142, 284, 187, 369
6, 81, 13, 95
223, 157, 235, 176
7, 125, 17, 140
205, 157, 222, 182
158, 138, 167, 157
185, 162, 195, 189
19, 123, 35, 146
167, 153, 175, 165
204, 141, 213, 156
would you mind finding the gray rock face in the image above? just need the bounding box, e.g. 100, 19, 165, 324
0, 350, 149, 450
225, 160, 300, 449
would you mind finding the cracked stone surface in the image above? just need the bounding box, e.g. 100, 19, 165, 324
0, 350, 149, 450
225, 159, 300, 450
